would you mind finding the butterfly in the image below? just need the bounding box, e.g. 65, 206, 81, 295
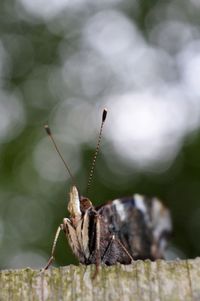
43, 109, 172, 275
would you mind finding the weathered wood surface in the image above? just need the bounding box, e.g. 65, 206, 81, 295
0, 258, 200, 301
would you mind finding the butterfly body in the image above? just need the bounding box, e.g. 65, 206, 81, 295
62, 186, 172, 266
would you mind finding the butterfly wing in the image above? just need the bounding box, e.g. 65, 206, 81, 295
97, 194, 172, 264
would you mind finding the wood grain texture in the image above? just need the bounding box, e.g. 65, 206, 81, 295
0, 258, 200, 301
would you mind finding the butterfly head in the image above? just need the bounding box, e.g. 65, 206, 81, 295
68, 186, 93, 223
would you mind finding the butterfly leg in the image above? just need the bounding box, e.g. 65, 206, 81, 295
101, 234, 115, 263
92, 213, 101, 280
114, 237, 134, 263
42, 224, 63, 271
101, 234, 134, 264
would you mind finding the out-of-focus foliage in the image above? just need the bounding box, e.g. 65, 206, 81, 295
1, 0, 200, 269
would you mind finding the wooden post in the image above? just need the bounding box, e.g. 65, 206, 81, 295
0, 258, 200, 301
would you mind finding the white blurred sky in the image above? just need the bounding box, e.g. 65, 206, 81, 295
1, 0, 200, 176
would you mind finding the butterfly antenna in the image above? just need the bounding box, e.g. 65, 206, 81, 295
44, 124, 76, 186
86, 108, 107, 194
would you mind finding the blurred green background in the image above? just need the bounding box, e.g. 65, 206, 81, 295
1, 0, 200, 269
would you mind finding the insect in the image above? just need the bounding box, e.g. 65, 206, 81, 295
43, 109, 172, 275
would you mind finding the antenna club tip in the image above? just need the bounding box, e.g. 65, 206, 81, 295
44, 124, 51, 136
102, 108, 107, 122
